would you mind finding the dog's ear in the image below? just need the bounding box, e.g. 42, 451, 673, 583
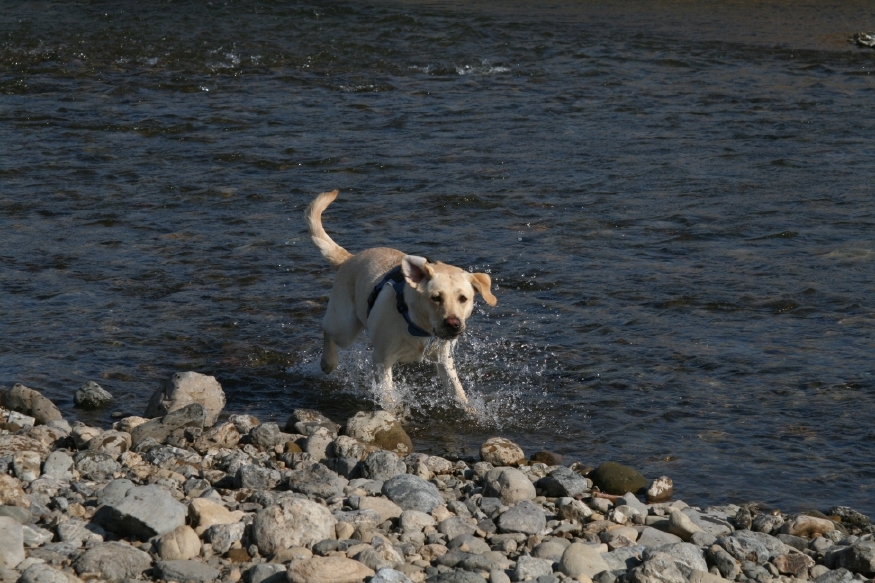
401, 255, 434, 289
468, 272, 497, 306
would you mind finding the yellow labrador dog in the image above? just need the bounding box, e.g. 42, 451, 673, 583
306, 190, 497, 411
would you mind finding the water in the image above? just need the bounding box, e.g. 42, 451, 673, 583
2, 0, 874, 516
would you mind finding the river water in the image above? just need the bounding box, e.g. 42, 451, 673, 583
2, 0, 874, 516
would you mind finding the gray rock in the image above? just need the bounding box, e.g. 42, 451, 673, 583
685, 509, 733, 538
57, 518, 105, 547
73, 541, 153, 580
13, 451, 41, 482
538, 467, 590, 498
95, 484, 186, 540
356, 547, 396, 572
751, 513, 784, 534
305, 427, 335, 460
1, 384, 62, 425
345, 411, 412, 455
643, 543, 708, 577
637, 527, 683, 548
0, 505, 31, 524
25, 542, 80, 566
497, 500, 546, 535
362, 450, 407, 481
145, 371, 225, 427
235, 464, 281, 490
558, 542, 611, 579
154, 560, 220, 583
252, 498, 336, 555
589, 462, 647, 496
73, 381, 113, 409
482, 467, 537, 505
533, 541, 567, 561
248, 563, 288, 583
828, 507, 871, 528
333, 509, 383, 530
427, 569, 487, 583
73, 450, 121, 481
250, 422, 282, 449
203, 522, 245, 555
18, 563, 80, 583
382, 474, 443, 513
438, 516, 478, 540
513, 555, 554, 581
689, 531, 717, 547
448, 534, 491, 555
42, 451, 75, 481
130, 403, 206, 447
372, 568, 415, 583
831, 540, 875, 575
814, 568, 854, 583
707, 544, 740, 579
0, 516, 24, 568
717, 530, 788, 565
630, 552, 687, 583
604, 545, 647, 571
22, 523, 54, 547
96, 479, 135, 507
286, 462, 347, 499
775, 534, 808, 551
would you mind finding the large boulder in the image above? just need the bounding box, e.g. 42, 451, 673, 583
1, 384, 62, 425
252, 498, 336, 555
144, 371, 225, 427
345, 411, 412, 454
95, 484, 186, 540
590, 462, 648, 495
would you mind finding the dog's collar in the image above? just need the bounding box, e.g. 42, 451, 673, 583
367, 266, 432, 338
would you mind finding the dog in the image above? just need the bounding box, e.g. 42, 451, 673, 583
306, 189, 497, 411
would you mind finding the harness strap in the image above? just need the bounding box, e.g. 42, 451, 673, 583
366, 266, 432, 338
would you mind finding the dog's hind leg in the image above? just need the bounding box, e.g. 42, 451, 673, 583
320, 294, 363, 374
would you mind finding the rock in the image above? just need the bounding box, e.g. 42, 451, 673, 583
250, 422, 283, 448
382, 474, 443, 513
345, 411, 412, 455
156, 525, 202, 560
0, 474, 31, 508
772, 553, 815, 577
73, 450, 121, 481
482, 467, 536, 504
193, 421, 240, 453
203, 522, 246, 554
643, 543, 708, 577
716, 530, 788, 565
73, 381, 113, 409
479, 437, 524, 466
130, 402, 206, 446
145, 371, 225, 427
425, 455, 455, 475
751, 513, 784, 534
706, 545, 740, 580
56, 518, 105, 547
401, 509, 436, 532
333, 509, 383, 531
248, 563, 288, 583
286, 462, 348, 499
362, 449, 407, 481
359, 497, 404, 523
229, 413, 259, 434
538, 466, 590, 497
42, 450, 75, 481
23, 523, 54, 547
285, 408, 339, 434
647, 477, 674, 502
113, 416, 148, 433
828, 506, 871, 527
70, 423, 102, 449
438, 516, 478, 540
73, 541, 153, 580
559, 542, 611, 579
630, 552, 687, 583
0, 505, 31, 524
355, 545, 403, 572
514, 555, 554, 581
154, 560, 221, 583
530, 450, 563, 465
18, 563, 84, 583
781, 515, 836, 537
95, 478, 135, 507
305, 427, 335, 460
86, 430, 131, 459
331, 436, 374, 461
12, 450, 41, 482
236, 464, 282, 490
496, 500, 546, 535
1, 384, 62, 425
188, 497, 246, 534
252, 498, 336, 555
533, 541, 567, 561
557, 498, 594, 522
668, 509, 703, 542
590, 462, 648, 495
690, 531, 717, 547
688, 570, 732, 583
0, 516, 24, 568
287, 556, 375, 583
95, 484, 186, 540
831, 540, 875, 575
372, 568, 414, 583
449, 534, 492, 555
0, 433, 50, 461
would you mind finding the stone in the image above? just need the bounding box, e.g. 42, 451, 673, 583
828, 506, 871, 527
772, 553, 815, 577
252, 498, 336, 555
145, 371, 225, 427
643, 543, 708, 577
497, 500, 546, 535
438, 516, 478, 540
0, 433, 50, 460
345, 411, 412, 455
193, 421, 240, 453
22, 523, 54, 547
362, 449, 407, 481
70, 423, 102, 449
285, 408, 339, 433
425, 455, 455, 475
0, 505, 31, 524
305, 426, 335, 460
73, 541, 153, 580
331, 436, 374, 460
781, 515, 836, 537
188, 497, 246, 534
372, 568, 414, 583
359, 497, 404, 523
449, 534, 492, 555
559, 542, 611, 579
538, 466, 590, 498
0, 474, 30, 508
647, 477, 674, 502
113, 416, 148, 433
831, 540, 875, 575
130, 402, 206, 446
286, 461, 348, 500
590, 462, 648, 495
56, 518, 105, 547
95, 484, 186, 540
95, 478, 135, 507
557, 498, 593, 522
12, 450, 41, 482
236, 464, 282, 490
533, 541, 567, 561
229, 413, 259, 433
73, 381, 113, 409
18, 563, 84, 583
86, 430, 131, 459
0, 517, 24, 568
287, 556, 375, 583
203, 522, 246, 554
706, 545, 740, 580
427, 571, 484, 583
751, 513, 784, 534
401, 509, 436, 531
155, 560, 221, 583
1, 384, 62, 425
514, 555, 554, 581
382, 474, 443, 513
355, 545, 403, 572
630, 552, 687, 583
248, 563, 288, 583
479, 437, 525, 466
156, 525, 202, 560
73, 450, 120, 481
669, 509, 704, 541
482, 467, 536, 504
42, 450, 75, 481
716, 530, 789, 565
251, 422, 283, 448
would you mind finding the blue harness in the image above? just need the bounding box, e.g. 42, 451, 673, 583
366, 266, 432, 338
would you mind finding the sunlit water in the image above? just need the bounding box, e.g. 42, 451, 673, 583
2, 0, 874, 516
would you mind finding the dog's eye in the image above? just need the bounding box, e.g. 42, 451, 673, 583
430, 294, 443, 304
459, 295, 468, 303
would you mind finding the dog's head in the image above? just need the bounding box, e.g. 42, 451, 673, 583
401, 255, 497, 340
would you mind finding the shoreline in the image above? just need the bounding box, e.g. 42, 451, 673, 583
0, 374, 873, 583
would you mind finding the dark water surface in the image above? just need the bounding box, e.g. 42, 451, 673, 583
2, 1, 875, 515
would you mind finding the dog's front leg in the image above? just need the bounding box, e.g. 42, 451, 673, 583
435, 340, 470, 408
373, 362, 401, 413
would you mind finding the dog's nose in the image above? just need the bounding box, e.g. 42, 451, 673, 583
445, 317, 462, 331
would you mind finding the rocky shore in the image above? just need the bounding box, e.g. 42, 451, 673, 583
0, 372, 873, 583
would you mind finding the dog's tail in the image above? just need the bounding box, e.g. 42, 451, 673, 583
306, 190, 353, 270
